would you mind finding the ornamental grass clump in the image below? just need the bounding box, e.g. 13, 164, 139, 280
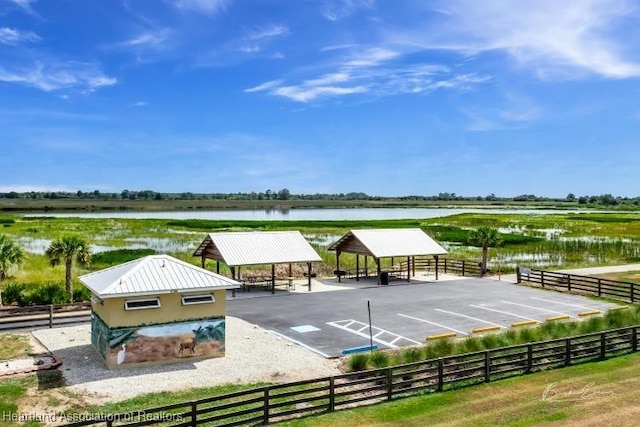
346, 353, 369, 372
369, 350, 390, 369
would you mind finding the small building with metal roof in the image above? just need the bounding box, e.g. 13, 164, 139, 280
79, 254, 241, 369
328, 228, 448, 284
193, 231, 322, 292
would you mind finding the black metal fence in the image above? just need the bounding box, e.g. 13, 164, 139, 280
517, 268, 636, 303
62, 325, 639, 426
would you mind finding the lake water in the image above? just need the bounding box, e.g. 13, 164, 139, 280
26, 207, 588, 221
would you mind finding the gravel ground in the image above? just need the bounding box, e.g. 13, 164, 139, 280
33, 316, 342, 402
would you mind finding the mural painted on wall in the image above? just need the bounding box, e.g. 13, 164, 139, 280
91, 313, 109, 361
105, 318, 226, 367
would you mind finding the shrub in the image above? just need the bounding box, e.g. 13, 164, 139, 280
21, 283, 67, 305
73, 285, 92, 303
346, 353, 370, 372
429, 338, 454, 358
369, 351, 390, 369
460, 336, 483, 353
1, 283, 26, 305
402, 347, 423, 364
480, 334, 500, 349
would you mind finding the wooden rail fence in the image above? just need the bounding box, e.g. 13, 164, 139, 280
517, 268, 636, 303
0, 302, 91, 331
62, 325, 639, 426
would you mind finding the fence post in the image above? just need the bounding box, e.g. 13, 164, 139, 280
527, 344, 533, 373
633, 328, 638, 353
598, 279, 602, 297
263, 386, 270, 425
565, 338, 571, 366
49, 304, 54, 328
329, 377, 335, 412
516, 267, 521, 284
191, 402, 197, 427
444, 258, 447, 273
462, 260, 466, 277
567, 275, 571, 292
484, 351, 491, 383
631, 283, 635, 303
540, 271, 544, 288
437, 359, 444, 392
386, 367, 393, 400
600, 333, 606, 359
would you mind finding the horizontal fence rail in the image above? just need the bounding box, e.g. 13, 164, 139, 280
61, 325, 640, 427
517, 268, 636, 303
0, 303, 91, 331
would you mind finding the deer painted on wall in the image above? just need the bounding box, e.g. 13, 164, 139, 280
178, 337, 197, 355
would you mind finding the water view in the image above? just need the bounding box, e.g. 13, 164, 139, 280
26, 207, 591, 221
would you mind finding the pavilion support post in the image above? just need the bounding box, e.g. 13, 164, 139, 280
336, 251, 342, 283
356, 254, 360, 282
412, 256, 415, 277
216, 261, 220, 274
201, 255, 205, 269
434, 255, 439, 281
307, 263, 312, 291
407, 256, 411, 282
237, 266, 241, 282
376, 258, 381, 285
271, 264, 275, 294
364, 256, 369, 277
230, 266, 236, 280
391, 257, 394, 267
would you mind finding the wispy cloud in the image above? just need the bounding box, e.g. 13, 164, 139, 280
132, 101, 148, 107
0, 27, 41, 45
247, 24, 289, 41
245, 46, 488, 103
115, 29, 172, 50
402, 0, 640, 79
0, 61, 117, 92
321, 0, 375, 21
171, 0, 229, 16
7, 0, 37, 15
464, 92, 542, 131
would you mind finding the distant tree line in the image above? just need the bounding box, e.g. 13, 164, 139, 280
0, 190, 635, 205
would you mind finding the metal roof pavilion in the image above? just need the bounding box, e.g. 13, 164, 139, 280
79, 254, 241, 299
328, 228, 447, 258
192, 231, 322, 292
193, 231, 322, 266
328, 228, 448, 284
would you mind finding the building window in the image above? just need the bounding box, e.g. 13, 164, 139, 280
124, 298, 161, 310
181, 294, 215, 305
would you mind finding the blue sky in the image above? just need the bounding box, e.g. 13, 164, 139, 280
2, 0, 640, 197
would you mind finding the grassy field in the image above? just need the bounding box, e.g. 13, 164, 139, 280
0, 334, 33, 360
2, 211, 640, 294
280, 352, 640, 427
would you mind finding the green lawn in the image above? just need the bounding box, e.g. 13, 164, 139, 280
280, 352, 640, 426
0, 334, 33, 361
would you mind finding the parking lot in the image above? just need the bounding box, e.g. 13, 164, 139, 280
227, 277, 623, 357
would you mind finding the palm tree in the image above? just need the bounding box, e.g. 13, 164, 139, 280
45, 235, 91, 301
468, 227, 501, 276
0, 234, 25, 280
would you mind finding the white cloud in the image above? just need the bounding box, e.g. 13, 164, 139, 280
247, 24, 289, 41
0, 27, 41, 45
273, 85, 367, 102
171, 0, 229, 16
321, 0, 375, 21
244, 80, 283, 93
7, 0, 36, 14
132, 101, 148, 107
244, 45, 488, 103
116, 29, 171, 49
0, 61, 117, 92
464, 92, 541, 131
407, 0, 640, 79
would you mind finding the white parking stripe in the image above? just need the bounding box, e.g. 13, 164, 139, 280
530, 297, 596, 310
500, 300, 570, 316
469, 304, 539, 322
434, 309, 503, 328
398, 313, 469, 336
268, 330, 331, 358
327, 319, 422, 348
